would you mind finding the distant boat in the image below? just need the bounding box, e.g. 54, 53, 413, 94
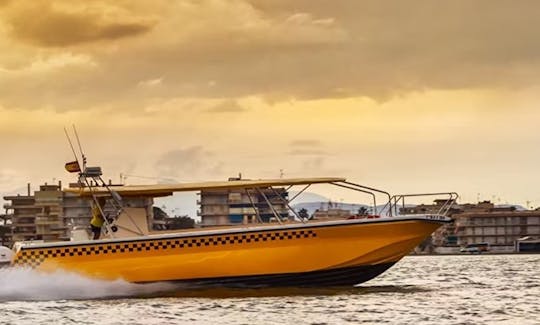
515, 237, 540, 253
4, 175, 456, 287
460, 242, 490, 253
0, 246, 13, 268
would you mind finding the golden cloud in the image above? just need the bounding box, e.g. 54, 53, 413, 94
4, 1, 154, 47
1, 0, 540, 112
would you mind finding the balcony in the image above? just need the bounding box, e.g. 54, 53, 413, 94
11, 222, 36, 227
35, 219, 62, 226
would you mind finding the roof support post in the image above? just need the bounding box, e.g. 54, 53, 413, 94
244, 188, 263, 223
82, 176, 116, 238
270, 186, 306, 223
256, 187, 283, 224
288, 184, 311, 204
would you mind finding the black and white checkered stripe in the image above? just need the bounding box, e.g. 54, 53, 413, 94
13, 230, 317, 269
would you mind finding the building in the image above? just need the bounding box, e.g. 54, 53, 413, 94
62, 183, 155, 232
454, 208, 540, 251
0, 211, 11, 246
402, 200, 540, 252
3, 183, 67, 243
62, 190, 92, 230
3, 182, 163, 244
312, 208, 352, 219
34, 184, 67, 242
399, 199, 462, 215
3, 193, 38, 243
198, 185, 289, 226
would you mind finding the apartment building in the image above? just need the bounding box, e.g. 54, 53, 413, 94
401, 200, 540, 252
3, 182, 159, 244
454, 209, 540, 248
198, 187, 289, 226
3, 183, 66, 243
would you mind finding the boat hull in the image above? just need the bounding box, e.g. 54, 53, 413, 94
11, 216, 448, 287
172, 262, 396, 287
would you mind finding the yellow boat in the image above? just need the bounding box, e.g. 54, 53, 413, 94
8, 175, 456, 287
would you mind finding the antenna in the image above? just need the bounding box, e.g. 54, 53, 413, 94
72, 125, 87, 169
64, 127, 81, 167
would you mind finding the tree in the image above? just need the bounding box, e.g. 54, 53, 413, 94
298, 208, 309, 220
358, 206, 370, 216
167, 216, 195, 229
152, 206, 195, 230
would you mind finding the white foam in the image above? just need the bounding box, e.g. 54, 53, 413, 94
0, 267, 176, 301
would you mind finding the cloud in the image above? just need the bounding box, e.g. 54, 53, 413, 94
302, 157, 325, 171
290, 140, 323, 147
0, 169, 17, 183
5, 1, 154, 47
2, 0, 540, 111
289, 139, 326, 155
288, 149, 327, 156
0, 53, 96, 75
205, 100, 246, 113
137, 77, 163, 88
0, 169, 27, 195
155, 146, 224, 179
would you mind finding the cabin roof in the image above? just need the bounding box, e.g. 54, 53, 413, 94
64, 177, 346, 197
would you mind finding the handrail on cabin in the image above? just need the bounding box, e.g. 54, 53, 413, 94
329, 182, 457, 218
330, 182, 379, 216
331, 181, 393, 216
389, 192, 459, 217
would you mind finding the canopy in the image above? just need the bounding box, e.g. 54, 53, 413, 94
64, 177, 346, 197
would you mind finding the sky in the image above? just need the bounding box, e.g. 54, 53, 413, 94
1, 0, 540, 210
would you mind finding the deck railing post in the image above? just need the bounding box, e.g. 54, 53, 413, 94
256, 187, 283, 224
245, 188, 263, 223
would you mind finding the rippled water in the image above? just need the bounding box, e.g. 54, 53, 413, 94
1, 255, 538, 324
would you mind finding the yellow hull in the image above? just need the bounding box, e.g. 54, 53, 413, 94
12, 216, 447, 286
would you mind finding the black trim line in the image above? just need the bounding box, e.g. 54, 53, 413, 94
146, 263, 396, 287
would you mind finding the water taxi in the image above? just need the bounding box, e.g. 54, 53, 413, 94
5, 169, 456, 287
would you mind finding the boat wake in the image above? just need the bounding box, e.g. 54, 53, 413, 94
0, 268, 176, 302
0, 267, 433, 301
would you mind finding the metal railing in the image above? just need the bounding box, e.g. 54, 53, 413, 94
260, 181, 459, 222
385, 192, 459, 217
327, 182, 457, 218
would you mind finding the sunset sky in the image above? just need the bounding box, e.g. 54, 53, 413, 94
1, 1, 540, 210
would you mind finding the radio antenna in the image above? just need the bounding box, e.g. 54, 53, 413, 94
64, 127, 81, 167
72, 125, 87, 169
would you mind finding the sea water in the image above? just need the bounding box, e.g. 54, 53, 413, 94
0, 255, 538, 324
